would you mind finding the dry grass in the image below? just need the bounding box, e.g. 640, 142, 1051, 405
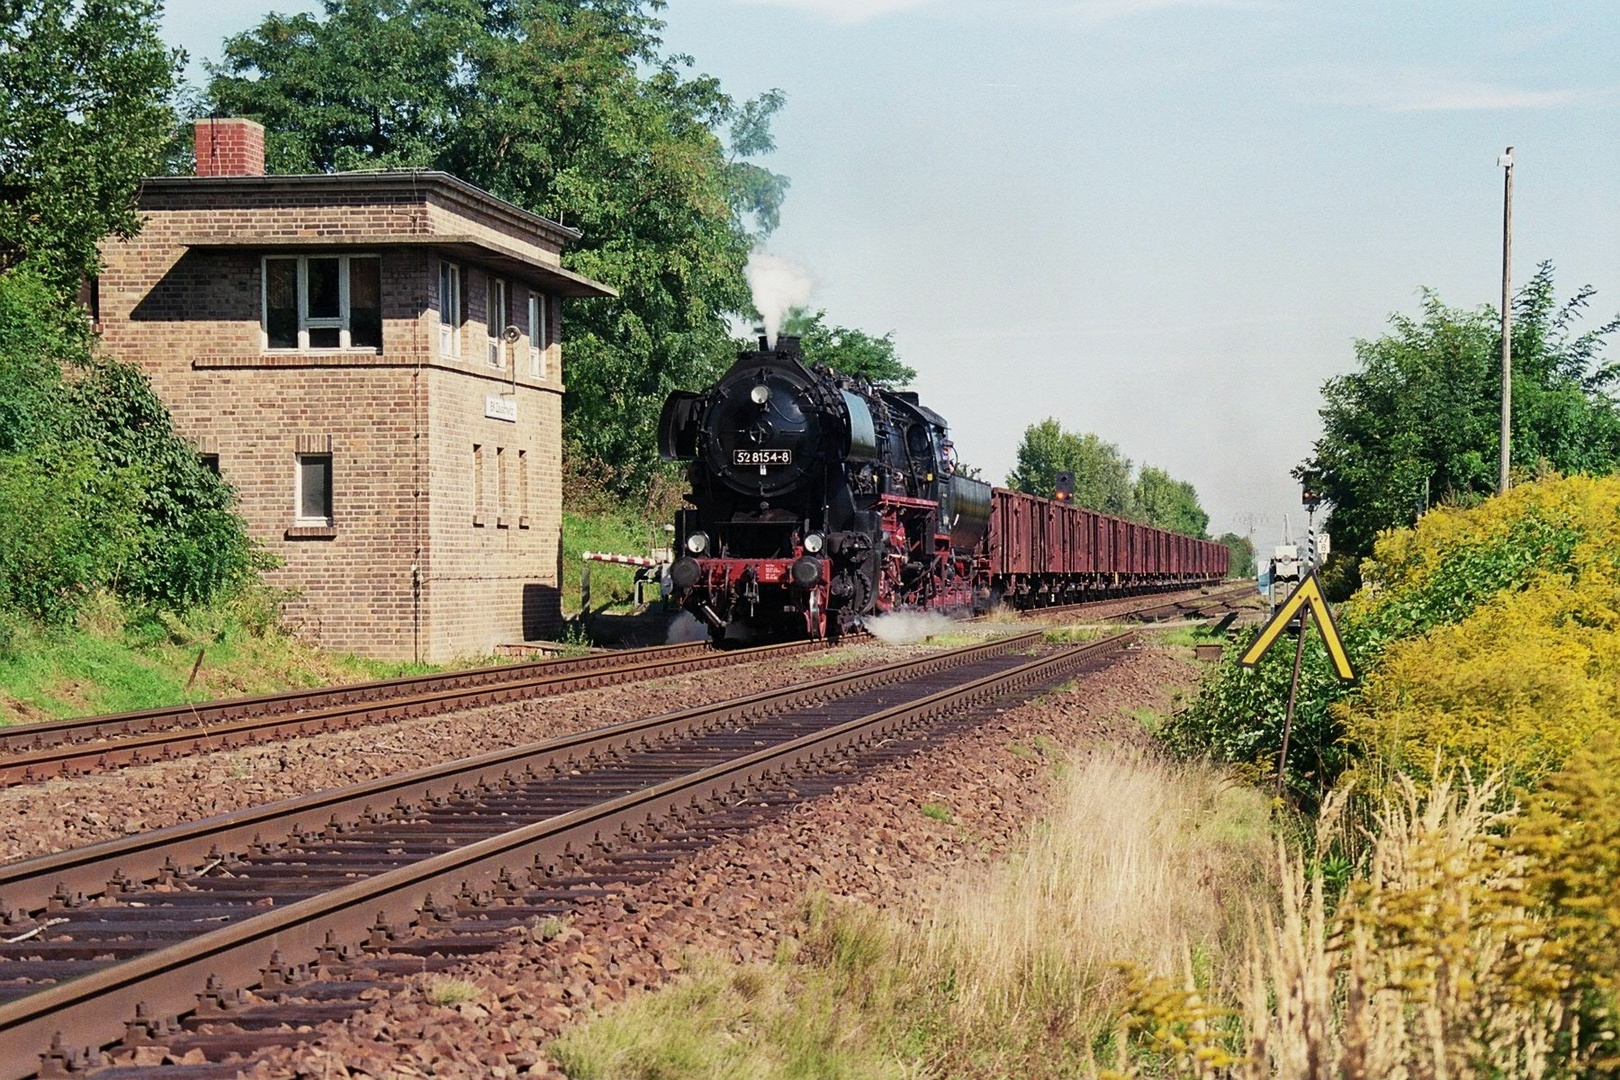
1229, 776, 1583, 1080
919, 751, 1272, 1059
552, 751, 1275, 1079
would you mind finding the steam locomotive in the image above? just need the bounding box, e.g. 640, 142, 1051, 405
658, 335, 1226, 642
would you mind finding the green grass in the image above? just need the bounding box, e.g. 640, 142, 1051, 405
423, 979, 481, 1007
1155, 623, 1227, 648
1131, 707, 1167, 734
563, 509, 667, 616
798, 648, 857, 669
921, 801, 953, 823
1041, 624, 1104, 644
0, 591, 444, 725
550, 940, 920, 1080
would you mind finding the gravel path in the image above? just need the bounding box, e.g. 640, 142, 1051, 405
0, 640, 935, 863
224, 641, 1200, 1080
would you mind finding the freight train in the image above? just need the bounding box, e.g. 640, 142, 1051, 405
658, 336, 1227, 642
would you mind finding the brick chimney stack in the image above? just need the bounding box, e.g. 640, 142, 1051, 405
194, 118, 266, 177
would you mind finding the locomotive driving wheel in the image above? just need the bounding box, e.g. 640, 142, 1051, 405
806, 588, 827, 639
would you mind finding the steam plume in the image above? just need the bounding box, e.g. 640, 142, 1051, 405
745, 251, 814, 347
863, 610, 958, 645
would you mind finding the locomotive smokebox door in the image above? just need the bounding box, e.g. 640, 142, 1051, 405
1054, 472, 1075, 504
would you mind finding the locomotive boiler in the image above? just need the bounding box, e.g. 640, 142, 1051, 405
658, 335, 992, 641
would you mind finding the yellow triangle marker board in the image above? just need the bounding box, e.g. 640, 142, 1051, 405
1240, 571, 1356, 681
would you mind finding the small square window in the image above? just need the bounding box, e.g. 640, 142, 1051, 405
297, 454, 333, 524
199, 453, 221, 476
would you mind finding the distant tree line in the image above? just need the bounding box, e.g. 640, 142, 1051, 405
1005, 418, 1211, 538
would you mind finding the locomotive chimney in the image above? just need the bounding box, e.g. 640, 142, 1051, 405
194, 117, 266, 177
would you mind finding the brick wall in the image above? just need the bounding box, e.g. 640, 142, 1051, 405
98, 178, 576, 661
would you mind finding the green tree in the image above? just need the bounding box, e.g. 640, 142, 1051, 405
781, 307, 915, 388
1300, 264, 1620, 558
1134, 464, 1209, 537
1006, 418, 1136, 517
1215, 532, 1256, 578
0, 0, 182, 292
208, 0, 789, 495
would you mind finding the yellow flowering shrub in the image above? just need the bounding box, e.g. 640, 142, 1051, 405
1341, 475, 1620, 789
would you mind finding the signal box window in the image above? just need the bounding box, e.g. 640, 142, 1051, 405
262, 256, 381, 352
438, 261, 462, 358
488, 278, 508, 369
527, 293, 548, 378
296, 454, 333, 525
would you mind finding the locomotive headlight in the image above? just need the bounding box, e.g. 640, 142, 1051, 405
685, 531, 710, 555
749, 383, 772, 405
803, 532, 826, 554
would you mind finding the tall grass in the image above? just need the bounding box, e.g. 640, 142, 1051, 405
552, 753, 1275, 1079
921, 753, 1271, 1056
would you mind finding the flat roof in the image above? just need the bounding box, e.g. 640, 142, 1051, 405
181, 233, 617, 299
142, 169, 583, 241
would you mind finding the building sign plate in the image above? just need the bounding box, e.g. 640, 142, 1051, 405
484, 395, 517, 423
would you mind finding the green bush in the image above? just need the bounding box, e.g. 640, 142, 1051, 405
0, 270, 259, 622
1165, 475, 1603, 801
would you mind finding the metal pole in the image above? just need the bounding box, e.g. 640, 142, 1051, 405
1275, 607, 1310, 799
1499, 146, 1514, 493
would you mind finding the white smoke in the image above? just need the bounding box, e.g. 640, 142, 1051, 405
665, 611, 711, 644
745, 251, 815, 347
863, 610, 959, 645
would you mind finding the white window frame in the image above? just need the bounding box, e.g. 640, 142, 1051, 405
294, 453, 334, 526
261, 255, 380, 352
528, 292, 549, 379
488, 277, 508, 369
438, 261, 462, 358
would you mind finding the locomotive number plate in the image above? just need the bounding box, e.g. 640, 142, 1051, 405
733, 449, 793, 466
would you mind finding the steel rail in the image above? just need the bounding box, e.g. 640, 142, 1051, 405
0, 630, 1045, 916
1018, 581, 1254, 622
0, 630, 1127, 1078
0, 636, 854, 786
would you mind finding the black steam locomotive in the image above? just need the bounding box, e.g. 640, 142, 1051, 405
658, 335, 992, 641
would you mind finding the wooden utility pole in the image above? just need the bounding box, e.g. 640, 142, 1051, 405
1499, 146, 1514, 493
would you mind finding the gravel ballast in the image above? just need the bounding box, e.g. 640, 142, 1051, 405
0, 642, 918, 863
221, 642, 1202, 1080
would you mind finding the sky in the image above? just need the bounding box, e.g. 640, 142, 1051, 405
160, 0, 1620, 546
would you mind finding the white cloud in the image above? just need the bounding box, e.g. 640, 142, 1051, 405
1287, 65, 1601, 112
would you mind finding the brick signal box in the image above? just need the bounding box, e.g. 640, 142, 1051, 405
96, 119, 616, 662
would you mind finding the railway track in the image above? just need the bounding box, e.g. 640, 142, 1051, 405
0, 637, 852, 787
1017, 581, 1255, 624
0, 628, 1130, 1078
